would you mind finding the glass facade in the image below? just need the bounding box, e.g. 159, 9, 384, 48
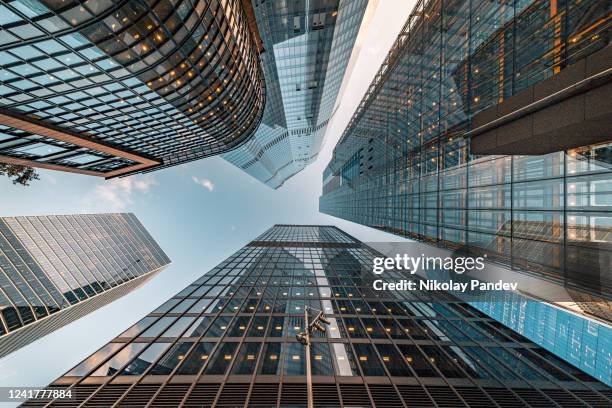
222, 0, 368, 188
0, 213, 170, 357
0, 0, 265, 177
470, 290, 612, 385
320, 1, 611, 313
27, 226, 611, 407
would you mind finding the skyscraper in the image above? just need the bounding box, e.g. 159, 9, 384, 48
25, 226, 610, 407
0, 213, 170, 358
0, 0, 371, 182
222, 0, 370, 188
0, 0, 265, 177
320, 1, 611, 318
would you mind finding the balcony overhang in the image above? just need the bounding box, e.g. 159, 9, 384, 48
469, 45, 612, 155
0, 108, 160, 178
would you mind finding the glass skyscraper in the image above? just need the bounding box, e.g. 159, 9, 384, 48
0, 0, 265, 177
223, 0, 369, 188
0, 213, 170, 358
319, 0, 611, 384
25, 225, 610, 407
320, 1, 610, 314
0, 0, 370, 183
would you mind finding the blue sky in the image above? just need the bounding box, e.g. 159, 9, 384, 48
0, 1, 415, 399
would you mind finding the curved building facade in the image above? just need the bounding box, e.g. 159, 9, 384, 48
0, 0, 265, 177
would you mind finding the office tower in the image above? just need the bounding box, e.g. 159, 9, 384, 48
223, 0, 370, 188
25, 225, 610, 408
0, 0, 265, 177
0, 0, 370, 183
321, 2, 611, 318
0, 213, 170, 358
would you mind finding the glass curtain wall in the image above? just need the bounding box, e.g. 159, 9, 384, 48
25, 226, 611, 407
320, 0, 611, 298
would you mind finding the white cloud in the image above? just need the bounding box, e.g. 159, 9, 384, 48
192, 176, 214, 192
82, 175, 157, 211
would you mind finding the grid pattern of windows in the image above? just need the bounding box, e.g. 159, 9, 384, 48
0, 213, 170, 357
222, 0, 368, 189
320, 0, 611, 310
27, 226, 611, 407
254, 224, 356, 244
0, 0, 264, 176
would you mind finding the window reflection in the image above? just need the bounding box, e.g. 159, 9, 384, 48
259, 343, 281, 375
375, 344, 411, 376
268, 317, 285, 337
204, 299, 220, 313
139, 317, 174, 338
351, 300, 369, 314
398, 319, 428, 340
283, 343, 306, 375
204, 343, 239, 375
379, 318, 408, 339
182, 316, 213, 337
119, 343, 170, 376
335, 299, 353, 314
273, 298, 288, 313
420, 346, 467, 378
205, 316, 231, 337
489, 347, 547, 381
331, 343, 357, 376
457, 322, 490, 341
187, 298, 212, 313
361, 318, 387, 339
231, 343, 261, 375
286, 316, 304, 338
429, 320, 469, 341
397, 345, 438, 377
247, 316, 268, 337
533, 348, 598, 382
310, 343, 333, 375
326, 317, 341, 339
157, 317, 192, 338
343, 317, 366, 338
152, 298, 179, 313
353, 344, 385, 376
227, 316, 250, 337
91, 343, 147, 376
148, 342, 194, 375
176, 342, 215, 375
176, 286, 198, 297
242, 298, 258, 312
190, 286, 211, 297
463, 346, 518, 380
171, 298, 197, 313
118, 316, 155, 338
258, 299, 273, 312
65, 343, 123, 376
510, 348, 572, 381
